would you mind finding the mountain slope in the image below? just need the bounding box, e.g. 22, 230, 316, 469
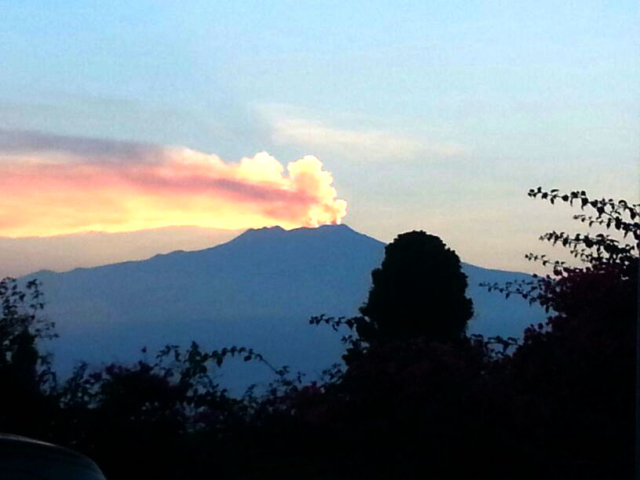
0, 226, 241, 278
27, 225, 544, 393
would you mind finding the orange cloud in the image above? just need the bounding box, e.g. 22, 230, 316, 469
0, 131, 347, 237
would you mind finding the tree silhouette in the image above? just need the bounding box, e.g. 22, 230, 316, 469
0, 278, 57, 438
357, 231, 473, 344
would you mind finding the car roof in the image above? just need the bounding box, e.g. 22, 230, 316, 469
0, 434, 106, 479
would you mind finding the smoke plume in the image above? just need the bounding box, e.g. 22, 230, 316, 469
0, 131, 347, 237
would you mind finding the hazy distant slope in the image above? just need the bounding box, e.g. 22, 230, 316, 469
0, 226, 241, 278
27, 225, 544, 392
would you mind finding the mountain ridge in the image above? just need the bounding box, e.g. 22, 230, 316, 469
24, 224, 545, 394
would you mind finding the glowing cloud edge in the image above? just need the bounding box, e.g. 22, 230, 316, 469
0, 133, 347, 237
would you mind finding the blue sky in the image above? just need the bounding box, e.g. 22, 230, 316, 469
1, 0, 638, 271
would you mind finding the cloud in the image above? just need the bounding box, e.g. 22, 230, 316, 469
0, 129, 163, 162
269, 116, 465, 161
0, 130, 347, 237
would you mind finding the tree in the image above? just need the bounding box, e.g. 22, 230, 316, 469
0, 278, 53, 371
519, 189, 638, 477
305, 190, 638, 478
481, 188, 639, 478
357, 231, 473, 344
0, 277, 57, 438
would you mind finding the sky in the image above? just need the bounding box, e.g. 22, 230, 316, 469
0, 0, 638, 276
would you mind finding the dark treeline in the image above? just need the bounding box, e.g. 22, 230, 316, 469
0, 188, 637, 479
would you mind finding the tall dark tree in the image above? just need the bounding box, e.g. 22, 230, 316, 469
0, 278, 57, 438
357, 231, 473, 343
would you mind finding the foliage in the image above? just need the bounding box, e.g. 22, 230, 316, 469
305, 187, 638, 478
525, 187, 638, 273
0, 278, 57, 438
484, 187, 637, 478
357, 231, 473, 344
0, 277, 55, 370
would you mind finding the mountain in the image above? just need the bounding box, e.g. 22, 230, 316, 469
0, 226, 241, 278
26, 225, 544, 394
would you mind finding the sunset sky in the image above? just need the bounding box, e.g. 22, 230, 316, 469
1, 1, 638, 276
